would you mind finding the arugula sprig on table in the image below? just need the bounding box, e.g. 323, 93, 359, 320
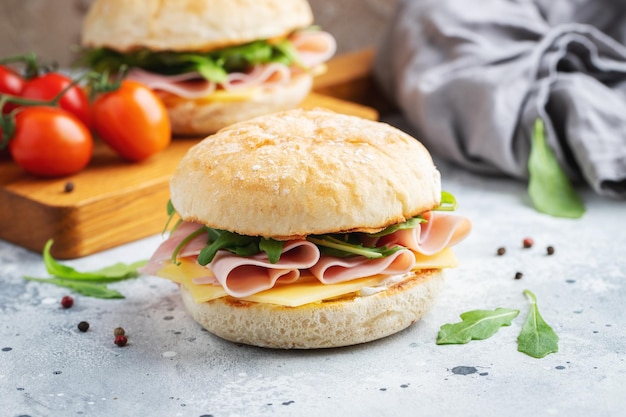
436, 289, 559, 358
23, 240, 146, 299
528, 118, 585, 218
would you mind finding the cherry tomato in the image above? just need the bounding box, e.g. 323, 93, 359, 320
9, 106, 93, 177
92, 80, 171, 162
0, 65, 26, 114
20, 72, 92, 129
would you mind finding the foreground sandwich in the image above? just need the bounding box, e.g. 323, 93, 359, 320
80, 0, 335, 136
140, 109, 471, 348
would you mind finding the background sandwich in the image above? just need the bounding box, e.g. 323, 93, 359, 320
140, 108, 471, 349
81, 0, 336, 136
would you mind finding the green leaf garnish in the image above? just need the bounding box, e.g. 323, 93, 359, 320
194, 230, 284, 265
528, 118, 585, 218
436, 308, 520, 345
259, 238, 285, 264
307, 235, 403, 259
517, 289, 559, 358
24, 239, 146, 299
42, 240, 145, 282
436, 191, 457, 211
366, 216, 426, 238
23, 276, 125, 299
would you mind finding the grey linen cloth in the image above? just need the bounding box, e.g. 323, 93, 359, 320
374, 0, 626, 199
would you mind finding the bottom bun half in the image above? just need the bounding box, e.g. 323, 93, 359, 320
180, 269, 444, 349
164, 72, 313, 136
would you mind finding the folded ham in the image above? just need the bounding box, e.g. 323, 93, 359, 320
141, 211, 471, 298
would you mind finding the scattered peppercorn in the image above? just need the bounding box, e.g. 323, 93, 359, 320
496, 247, 506, 256
113, 327, 125, 337
547, 246, 555, 255
114, 335, 128, 347
77, 321, 90, 332
61, 295, 74, 308
515, 272, 524, 280
522, 237, 534, 248
64, 181, 74, 193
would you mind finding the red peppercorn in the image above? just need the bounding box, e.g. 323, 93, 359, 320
114, 335, 128, 347
522, 237, 534, 249
61, 295, 74, 308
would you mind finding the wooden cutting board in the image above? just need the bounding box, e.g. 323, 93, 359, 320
0, 51, 381, 259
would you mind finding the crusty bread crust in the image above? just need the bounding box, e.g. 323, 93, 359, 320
170, 108, 441, 239
163, 72, 313, 136
81, 0, 314, 52
180, 269, 444, 349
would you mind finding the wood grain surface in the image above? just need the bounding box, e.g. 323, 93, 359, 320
0, 52, 381, 258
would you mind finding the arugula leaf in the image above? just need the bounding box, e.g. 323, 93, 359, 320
436, 191, 457, 211
307, 235, 403, 259
436, 308, 520, 345
366, 216, 426, 238
43, 240, 146, 282
24, 239, 146, 299
528, 118, 585, 218
24, 276, 125, 299
517, 289, 559, 358
259, 238, 284, 264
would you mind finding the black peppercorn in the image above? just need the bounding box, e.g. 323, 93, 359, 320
496, 247, 506, 256
515, 272, 523, 280
77, 321, 89, 332
547, 246, 555, 255
64, 181, 75, 193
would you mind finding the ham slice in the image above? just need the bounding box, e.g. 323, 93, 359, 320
126, 68, 216, 99
309, 249, 416, 284
376, 212, 472, 256
290, 30, 338, 68
222, 63, 292, 90
201, 240, 320, 297
139, 222, 207, 275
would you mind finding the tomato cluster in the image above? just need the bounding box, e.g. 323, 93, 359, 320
0, 63, 171, 177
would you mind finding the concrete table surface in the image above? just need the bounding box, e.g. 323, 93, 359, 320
1, 138, 625, 417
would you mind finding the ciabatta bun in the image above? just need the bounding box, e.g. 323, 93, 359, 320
180, 269, 444, 349
81, 0, 314, 52
170, 108, 441, 239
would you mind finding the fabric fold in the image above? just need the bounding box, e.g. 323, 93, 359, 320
374, 0, 626, 198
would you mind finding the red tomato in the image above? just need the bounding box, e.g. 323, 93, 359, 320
92, 80, 171, 162
0, 65, 26, 114
9, 106, 93, 177
20, 72, 92, 129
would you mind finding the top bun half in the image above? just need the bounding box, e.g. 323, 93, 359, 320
170, 108, 441, 239
81, 0, 314, 52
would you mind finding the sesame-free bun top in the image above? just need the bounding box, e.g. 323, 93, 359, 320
170, 108, 441, 239
81, 0, 314, 52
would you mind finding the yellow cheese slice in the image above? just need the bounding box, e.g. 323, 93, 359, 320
160, 87, 260, 106
156, 248, 459, 307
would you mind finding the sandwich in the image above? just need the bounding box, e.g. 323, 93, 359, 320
80, 0, 336, 136
140, 108, 472, 349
